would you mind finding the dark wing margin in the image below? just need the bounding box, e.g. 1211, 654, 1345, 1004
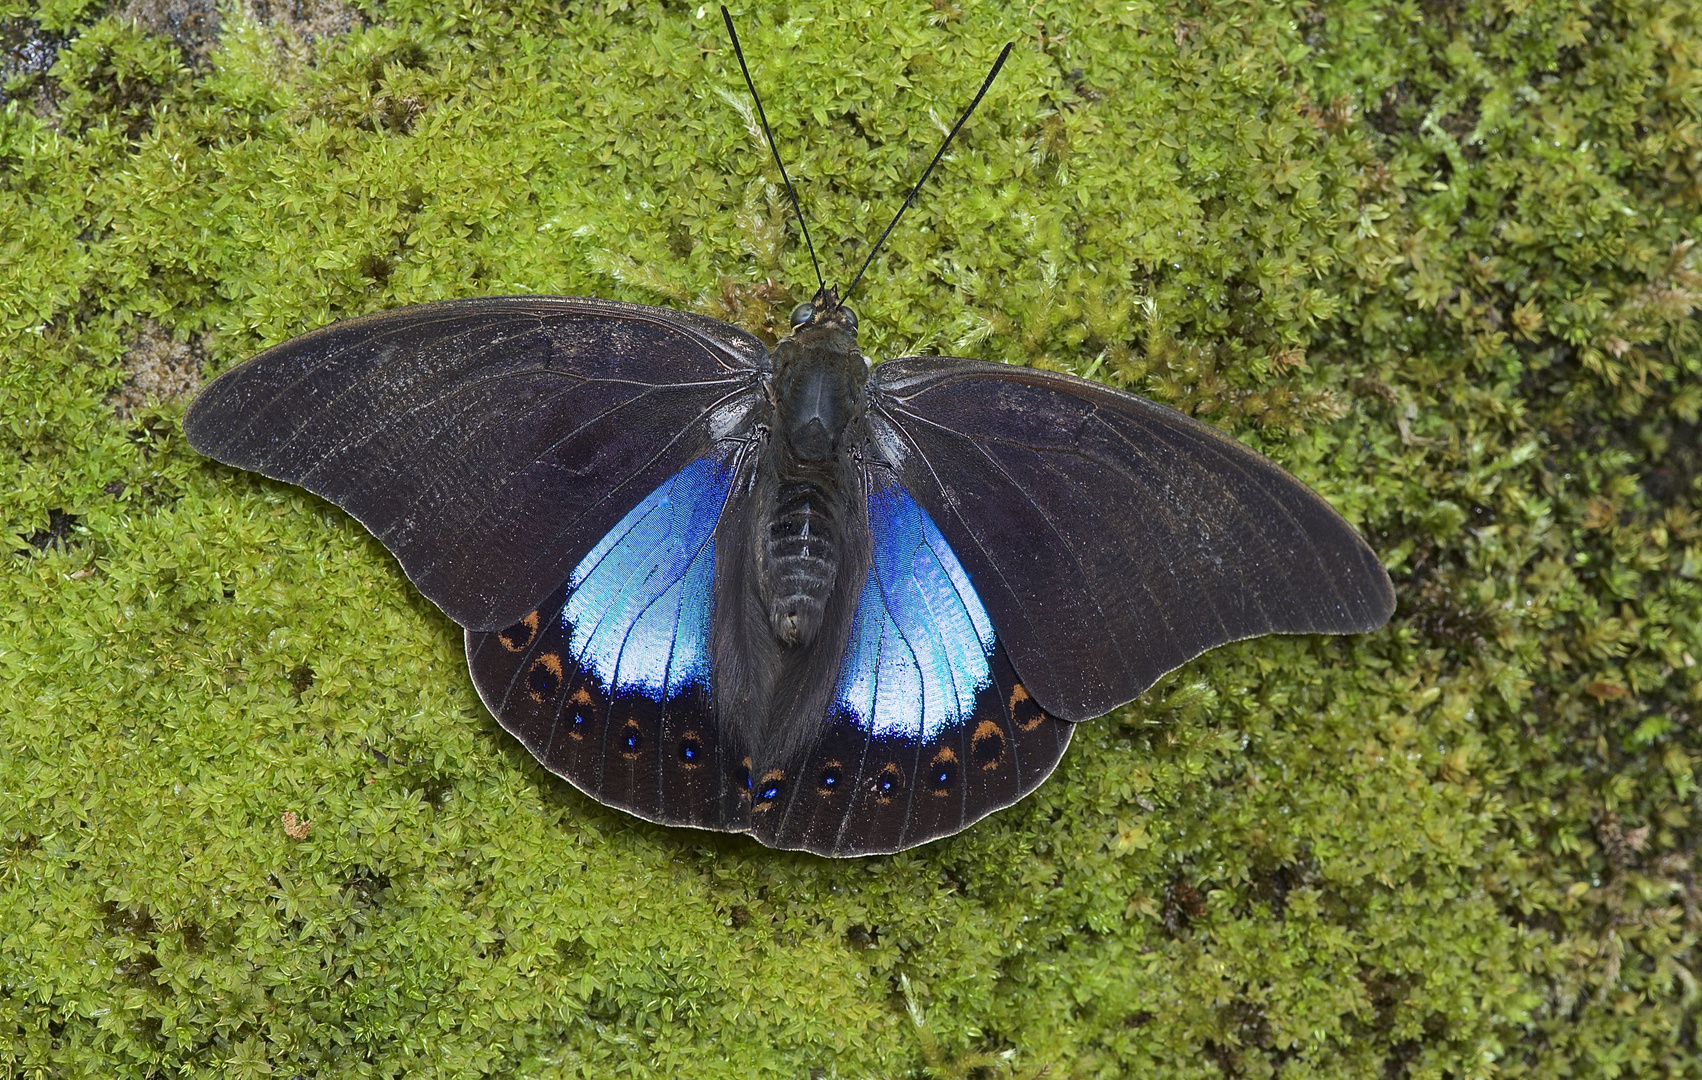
867, 357, 1395, 723
184, 296, 769, 631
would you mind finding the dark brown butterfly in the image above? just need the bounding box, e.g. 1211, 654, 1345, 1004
183, 16, 1393, 856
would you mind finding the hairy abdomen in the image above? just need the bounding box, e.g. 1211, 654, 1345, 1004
763, 479, 840, 647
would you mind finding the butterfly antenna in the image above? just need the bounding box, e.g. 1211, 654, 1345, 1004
721, 6, 827, 298
841, 40, 1014, 307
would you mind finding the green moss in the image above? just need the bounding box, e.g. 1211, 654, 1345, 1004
3, 0, 1699, 1074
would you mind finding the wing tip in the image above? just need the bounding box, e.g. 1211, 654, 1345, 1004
1331, 543, 1399, 633
180, 390, 222, 458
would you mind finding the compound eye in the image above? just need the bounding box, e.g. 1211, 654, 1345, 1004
840, 305, 858, 329
789, 302, 814, 328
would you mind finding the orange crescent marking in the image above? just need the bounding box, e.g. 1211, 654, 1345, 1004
753, 769, 786, 810
525, 652, 564, 702
618, 718, 643, 759
564, 686, 594, 739
501, 610, 542, 652
678, 731, 704, 769
929, 747, 960, 794
970, 719, 1006, 768
871, 762, 904, 803
1009, 682, 1045, 731
816, 759, 844, 794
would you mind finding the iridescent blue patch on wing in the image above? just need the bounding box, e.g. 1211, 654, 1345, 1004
834, 481, 997, 741
560, 455, 735, 699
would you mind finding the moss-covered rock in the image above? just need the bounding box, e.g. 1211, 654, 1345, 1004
2, 0, 1698, 1075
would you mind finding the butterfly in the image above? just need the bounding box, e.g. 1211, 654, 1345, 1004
182, 17, 1394, 856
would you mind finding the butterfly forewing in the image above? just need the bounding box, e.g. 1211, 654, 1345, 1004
184, 297, 768, 632
867, 357, 1396, 723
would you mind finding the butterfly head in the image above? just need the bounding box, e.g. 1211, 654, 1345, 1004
786, 287, 860, 343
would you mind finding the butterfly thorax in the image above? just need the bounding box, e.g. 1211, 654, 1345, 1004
761, 314, 869, 649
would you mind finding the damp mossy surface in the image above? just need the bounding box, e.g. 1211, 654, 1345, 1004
3, 0, 1701, 1075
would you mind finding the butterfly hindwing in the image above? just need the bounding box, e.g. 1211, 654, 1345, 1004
466, 452, 751, 833
867, 357, 1396, 723
756, 477, 1073, 856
